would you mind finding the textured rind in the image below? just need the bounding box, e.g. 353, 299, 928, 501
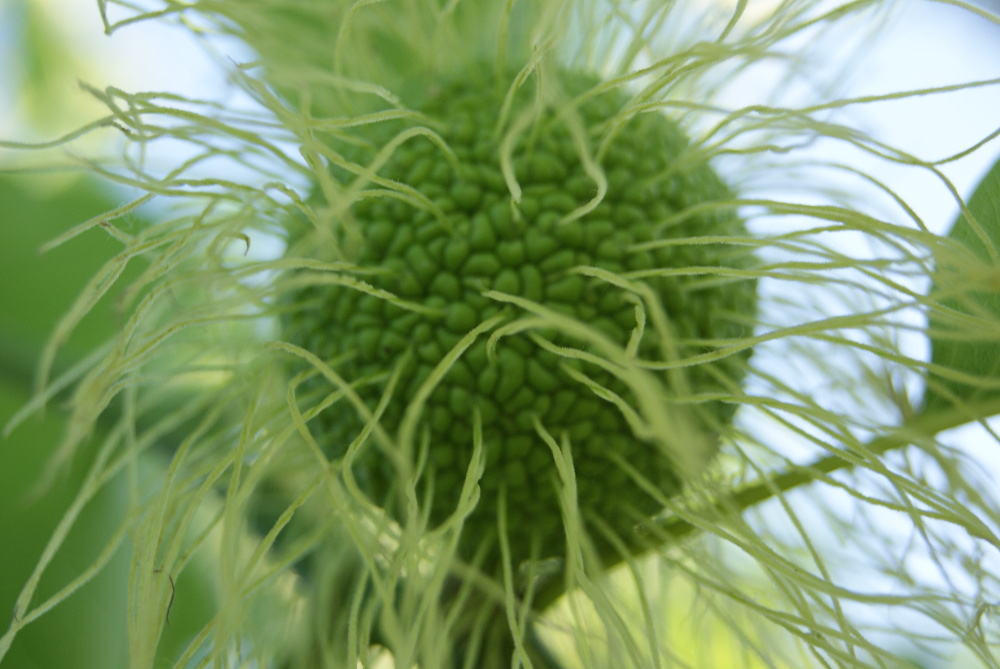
284, 71, 756, 566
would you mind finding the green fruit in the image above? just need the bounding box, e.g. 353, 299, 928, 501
283, 69, 755, 569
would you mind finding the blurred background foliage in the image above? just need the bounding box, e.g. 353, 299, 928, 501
0, 1, 216, 666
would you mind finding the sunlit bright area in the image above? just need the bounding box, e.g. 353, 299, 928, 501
2, 1, 1000, 668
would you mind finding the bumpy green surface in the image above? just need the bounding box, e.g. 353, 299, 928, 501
284, 71, 755, 567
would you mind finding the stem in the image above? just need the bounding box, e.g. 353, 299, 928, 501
531, 396, 1000, 612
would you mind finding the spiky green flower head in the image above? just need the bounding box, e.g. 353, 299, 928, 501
282, 63, 756, 568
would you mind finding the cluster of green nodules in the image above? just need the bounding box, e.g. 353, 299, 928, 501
283, 70, 756, 568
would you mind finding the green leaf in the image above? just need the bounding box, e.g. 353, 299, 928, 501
0, 174, 143, 387
0, 375, 128, 668
925, 156, 1000, 412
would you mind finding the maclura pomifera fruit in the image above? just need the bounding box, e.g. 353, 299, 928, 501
283, 67, 756, 572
